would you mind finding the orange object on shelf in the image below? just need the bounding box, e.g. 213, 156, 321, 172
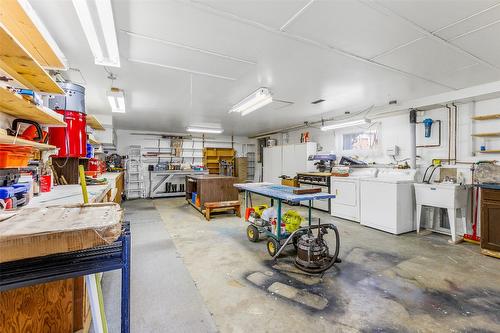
195, 195, 201, 207
85, 170, 99, 178
0, 144, 32, 168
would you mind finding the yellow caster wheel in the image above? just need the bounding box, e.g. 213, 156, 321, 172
247, 225, 259, 242
267, 238, 279, 257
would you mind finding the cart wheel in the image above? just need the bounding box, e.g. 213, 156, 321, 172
267, 238, 279, 257
247, 225, 259, 242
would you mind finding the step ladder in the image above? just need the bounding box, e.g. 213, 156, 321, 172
125, 145, 145, 199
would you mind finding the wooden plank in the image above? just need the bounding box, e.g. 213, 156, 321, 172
0, 0, 66, 69
0, 86, 66, 126
472, 113, 500, 121
86, 115, 105, 131
293, 187, 322, 195
205, 200, 240, 208
0, 132, 56, 150
471, 132, 500, 137
478, 150, 500, 153
0, 22, 64, 94
0, 279, 74, 333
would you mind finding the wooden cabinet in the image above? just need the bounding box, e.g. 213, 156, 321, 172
186, 175, 239, 210
481, 188, 500, 253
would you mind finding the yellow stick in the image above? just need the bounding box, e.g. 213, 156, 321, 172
78, 165, 89, 204
79, 165, 108, 332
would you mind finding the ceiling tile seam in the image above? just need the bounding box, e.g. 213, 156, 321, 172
359, 0, 500, 72
121, 29, 257, 65
369, 37, 425, 60
279, 0, 315, 31
128, 58, 237, 81
433, 2, 500, 34
449, 18, 500, 41
180, 0, 457, 90
370, 2, 500, 61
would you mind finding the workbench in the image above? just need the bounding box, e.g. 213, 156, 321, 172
234, 182, 336, 257
28, 172, 124, 207
0, 172, 125, 332
149, 170, 208, 198
185, 174, 239, 213
0, 222, 130, 333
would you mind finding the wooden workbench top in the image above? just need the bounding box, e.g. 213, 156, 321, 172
187, 174, 236, 180
297, 172, 333, 177
27, 172, 123, 207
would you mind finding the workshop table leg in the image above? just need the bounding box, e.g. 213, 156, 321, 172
277, 199, 282, 239
308, 200, 312, 227
121, 228, 131, 333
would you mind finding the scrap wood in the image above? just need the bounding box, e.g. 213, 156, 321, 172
0, 203, 123, 263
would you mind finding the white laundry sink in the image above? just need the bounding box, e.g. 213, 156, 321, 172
414, 183, 471, 243
414, 183, 469, 208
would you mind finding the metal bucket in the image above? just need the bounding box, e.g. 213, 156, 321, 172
48, 82, 86, 114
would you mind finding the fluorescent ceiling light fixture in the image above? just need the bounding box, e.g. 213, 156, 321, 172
229, 88, 272, 116
186, 127, 224, 134
108, 89, 125, 113
72, 0, 120, 67
321, 119, 371, 131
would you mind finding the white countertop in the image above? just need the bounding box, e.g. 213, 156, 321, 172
27, 172, 122, 207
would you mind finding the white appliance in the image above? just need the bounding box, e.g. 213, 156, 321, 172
360, 169, 416, 234
414, 183, 470, 243
263, 142, 316, 184
330, 168, 378, 222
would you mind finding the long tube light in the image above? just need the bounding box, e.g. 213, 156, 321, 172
72, 0, 120, 67
320, 119, 371, 131
229, 88, 272, 116
186, 127, 224, 134
108, 90, 125, 113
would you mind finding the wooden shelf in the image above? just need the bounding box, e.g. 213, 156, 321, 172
0, 87, 66, 126
471, 132, 500, 137
87, 134, 101, 145
472, 114, 500, 121
86, 115, 105, 131
0, 1, 66, 69
478, 150, 500, 153
0, 24, 63, 94
0, 133, 56, 150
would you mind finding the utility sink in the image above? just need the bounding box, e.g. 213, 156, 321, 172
414, 183, 471, 243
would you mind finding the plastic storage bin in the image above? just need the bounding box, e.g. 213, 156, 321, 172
0, 145, 32, 168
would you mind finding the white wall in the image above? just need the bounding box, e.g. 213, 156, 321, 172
268, 97, 500, 184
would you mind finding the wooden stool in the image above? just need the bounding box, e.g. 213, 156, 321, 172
204, 201, 241, 221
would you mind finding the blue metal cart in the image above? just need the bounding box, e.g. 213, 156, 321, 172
234, 183, 340, 273
0, 221, 131, 332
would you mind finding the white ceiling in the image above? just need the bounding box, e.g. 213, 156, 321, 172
28, 0, 500, 136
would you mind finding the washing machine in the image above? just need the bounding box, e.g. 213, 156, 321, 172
360, 169, 416, 234
330, 168, 378, 222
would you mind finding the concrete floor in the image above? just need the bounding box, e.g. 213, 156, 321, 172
106, 197, 500, 332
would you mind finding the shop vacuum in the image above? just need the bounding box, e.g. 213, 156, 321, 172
48, 82, 87, 158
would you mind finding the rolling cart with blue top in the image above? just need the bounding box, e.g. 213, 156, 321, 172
234, 182, 341, 274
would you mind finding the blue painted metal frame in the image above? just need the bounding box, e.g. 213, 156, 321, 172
0, 221, 131, 333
